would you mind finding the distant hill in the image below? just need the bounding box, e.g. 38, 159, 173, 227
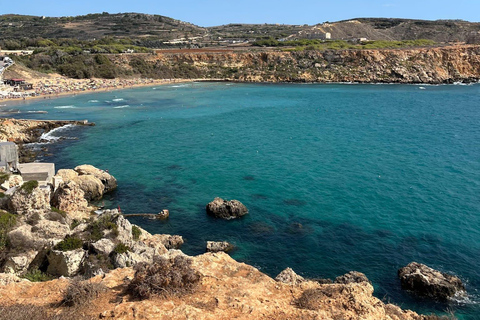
0, 13, 207, 40
1, 13, 480, 45
292, 18, 480, 43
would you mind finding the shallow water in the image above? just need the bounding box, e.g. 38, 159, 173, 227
5, 82, 480, 319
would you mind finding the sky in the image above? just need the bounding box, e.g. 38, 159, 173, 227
2, 0, 479, 26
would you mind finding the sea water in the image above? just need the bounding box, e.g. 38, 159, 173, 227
3, 82, 480, 319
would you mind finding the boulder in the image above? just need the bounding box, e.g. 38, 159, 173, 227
47, 249, 87, 277
73, 175, 105, 201
0, 174, 23, 191
9, 184, 51, 215
206, 197, 248, 220
112, 214, 133, 245
31, 219, 71, 243
8, 220, 70, 250
112, 251, 151, 269
54, 169, 78, 182
51, 180, 89, 217
335, 271, 371, 284
2, 250, 38, 275
91, 238, 115, 256
275, 267, 305, 285
74, 164, 117, 192
398, 262, 466, 300
206, 241, 235, 253
146, 234, 184, 250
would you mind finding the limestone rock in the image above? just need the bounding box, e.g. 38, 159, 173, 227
31, 220, 71, 243
398, 262, 466, 300
145, 234, 183, 250
206, 197, 248, 220
75, 164, 117, 192
112, 251, 152, 269
0, 174, 23, 191
206, 241, 235, 253
0, 273, 26, 285
51, 180, 89, 217
54, 169, 78, 182
9, 184, 51, 215
8, 220, 70, 250
73, 174, 105, 201
335, 271, 371, 284
112, 214, 133, 245
275, 267, 305, 285
91, 238, 115, 256
47, 249, 87, 277
2, 250, 38, 275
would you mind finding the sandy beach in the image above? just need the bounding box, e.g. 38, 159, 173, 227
0, 77, 196, 104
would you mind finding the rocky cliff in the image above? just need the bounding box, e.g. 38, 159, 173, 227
133, 45, 480, 84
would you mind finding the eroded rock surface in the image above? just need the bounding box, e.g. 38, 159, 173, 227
206, 197, 248, 220
275, 267, 305, 285
335, 271, 371, 284
398, 262, 466, 300
206, 241, 234, 253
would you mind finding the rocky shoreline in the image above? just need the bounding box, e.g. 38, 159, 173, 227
0, 122, 464, 318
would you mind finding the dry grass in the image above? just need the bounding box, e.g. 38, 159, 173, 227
127, 255, 202, 300
62, 279, 107, 307
0, 304, 97, 320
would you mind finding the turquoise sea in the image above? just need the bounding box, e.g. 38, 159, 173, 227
3, 82, 480, 318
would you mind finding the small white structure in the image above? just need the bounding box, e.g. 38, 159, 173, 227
18, 163, 55, 186
0, 142, 19, 172
325, 32, 331, 40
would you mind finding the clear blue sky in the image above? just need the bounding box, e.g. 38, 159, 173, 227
3, 0, 479, 26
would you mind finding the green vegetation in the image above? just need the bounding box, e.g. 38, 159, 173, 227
0, 173, 9, 185
19, 180, 39, 194
70, 219, 81, 230
113, 242, 130, 254
132, 225, 141, 240
87, 214, 118, 241
0, 192, 5, 198
51, 206, 67, 218
22, 268, 54, 282
0, 210, 16, 248
54, 236, 83, 251
253, 38, 436, 50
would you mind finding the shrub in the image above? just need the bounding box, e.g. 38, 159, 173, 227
0, 210, 17, 248
70, 219, 81, 230
0, 173, 9, 184
131, 225, 141, 240
22, 268, 54, 282
54, 236, 83, 251
127, 255, 202, 299
0, 192, 5, 198
87, 214, 118, 241
19, 180, 39, 194
113, 242, 130, 254
62, 279, 107, 307
51, 206, 67, 218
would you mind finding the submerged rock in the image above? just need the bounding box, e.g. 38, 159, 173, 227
398, 262, 466, 300
335, 271, 371, 284
206, 197, 248, 220
206, 241, 235, 253
275, 267, 305, 285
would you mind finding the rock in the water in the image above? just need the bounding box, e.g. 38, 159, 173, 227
75, 164, 117, 192
275, 267, 305, 285
158, 209, 169, 219
73, 175, 105, 202
398, 262, 466, 300
47, 249, 87, 277
54, 169, 78, 182
9, 184, 51, 215
51, 181, 89, 217
335, 271, 371, 284
206, 197, 248, 220
206, 241, 235, 253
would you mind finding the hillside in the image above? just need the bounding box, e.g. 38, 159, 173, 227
0, 13, 206, 41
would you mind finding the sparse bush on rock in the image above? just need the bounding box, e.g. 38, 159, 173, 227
62, 279, 107, 307
54, 236, 83, 251
127, 255, 202, 299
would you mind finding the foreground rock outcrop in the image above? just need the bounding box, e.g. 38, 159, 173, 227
0, 252, 436, 320
206, 197, 248, 220
398, 262, 466, 300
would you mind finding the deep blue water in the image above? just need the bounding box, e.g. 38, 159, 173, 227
3, 82, 480, 319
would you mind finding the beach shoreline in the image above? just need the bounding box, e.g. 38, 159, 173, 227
0, 78, 198, 106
